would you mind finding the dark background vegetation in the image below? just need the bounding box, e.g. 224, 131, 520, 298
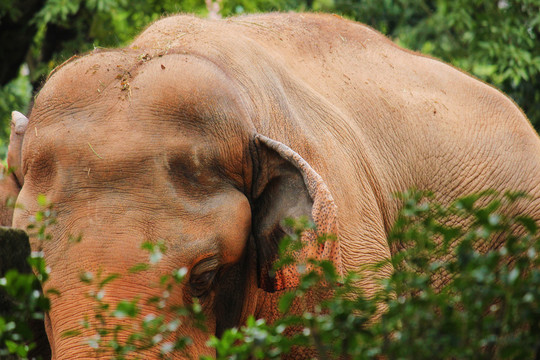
0, 0, 539, 157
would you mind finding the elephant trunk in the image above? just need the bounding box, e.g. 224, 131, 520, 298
42, 236, 215, 360
46, 286, 215, 359
51, 329, 167, 359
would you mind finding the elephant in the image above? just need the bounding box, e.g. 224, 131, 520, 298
2, 12, 540, 359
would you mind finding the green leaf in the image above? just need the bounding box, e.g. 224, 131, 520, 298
113, 300, 139, 318
79, 272, 94, 284
37, 194, 48, 207
278, 291, 296, 314
516, 216, 538, 235
99, 273, 120, 288
129, 263, 150, 273
5, 340, 17, 353
62, 329, 82, 338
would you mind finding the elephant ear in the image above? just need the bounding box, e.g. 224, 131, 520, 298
251, 134, 342, 292
0, 111, 27, 226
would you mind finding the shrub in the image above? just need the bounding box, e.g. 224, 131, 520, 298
1, 190, 539, 359
0, 195, 55, 359
209, 190, 540, 359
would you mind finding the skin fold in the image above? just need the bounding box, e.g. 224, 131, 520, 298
1, 12, 539, 359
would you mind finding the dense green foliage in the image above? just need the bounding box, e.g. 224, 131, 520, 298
207, 191, 540, 359
0, 0, 539, 157
1, 191, 539, 358
0, 195, 55, 359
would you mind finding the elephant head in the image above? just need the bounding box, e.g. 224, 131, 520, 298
6, 48, 342, 358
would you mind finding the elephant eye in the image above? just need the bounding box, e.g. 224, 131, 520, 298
189, 270, 217, 298
189, 257, 219, 298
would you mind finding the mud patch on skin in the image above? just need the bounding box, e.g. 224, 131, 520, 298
116, 70, 131, 90
113, 53, 163, 99
137, 53, 152, 62
85, 64, 101, 75
115, 66, 133, 99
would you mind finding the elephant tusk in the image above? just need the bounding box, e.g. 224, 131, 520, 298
11, 111, 29, 135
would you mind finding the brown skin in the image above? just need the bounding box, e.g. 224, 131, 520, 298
3, 13, 540, 359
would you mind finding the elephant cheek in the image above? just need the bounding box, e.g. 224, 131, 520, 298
218, 193, 252, 264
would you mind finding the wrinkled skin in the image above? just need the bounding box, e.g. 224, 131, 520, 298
1, 13, 540, 359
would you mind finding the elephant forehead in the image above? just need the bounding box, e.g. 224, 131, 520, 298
128, 53, 246, 131
34, 50, 248, 143
33, 50, 233, 121
30, 50, 249, 185
33, 50, 143, 120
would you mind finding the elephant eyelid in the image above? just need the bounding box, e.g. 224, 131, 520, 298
191, 255, 220, 275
